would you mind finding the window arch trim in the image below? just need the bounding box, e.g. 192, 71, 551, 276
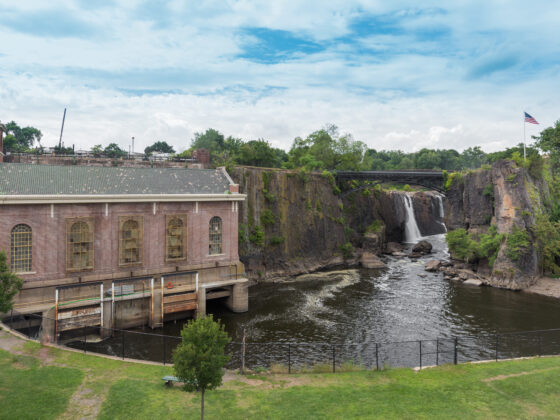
166, 214, 187, 262
209, 216, 223, 255
66, 218, 94, 272
10, 223, 32, 273
118, 216, 144, 266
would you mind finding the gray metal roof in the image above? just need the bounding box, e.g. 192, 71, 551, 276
0, 164, 232, 195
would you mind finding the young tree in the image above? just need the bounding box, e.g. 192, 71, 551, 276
0, 251, 23, 313
173, 315, 231, 420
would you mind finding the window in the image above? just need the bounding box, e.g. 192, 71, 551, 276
209, 216, 222, 255
166, 215, 187, 261
11, 224, 32, 273
119, 216, 143, 265
66, 219, 94, 271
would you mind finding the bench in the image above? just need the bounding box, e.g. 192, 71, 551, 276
162, 375, 198, 388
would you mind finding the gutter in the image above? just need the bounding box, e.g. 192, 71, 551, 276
0, 193, 246, 205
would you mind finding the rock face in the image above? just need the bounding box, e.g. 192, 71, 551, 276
231, 168, 441, 280
445, 160, 544, 289
412, 192, 447, 236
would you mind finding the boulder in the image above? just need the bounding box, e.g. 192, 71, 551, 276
386, 242, 404, 254
392, 251, 406, 257
412, 240, 432, 255
408, 252, 422, 259
464, 279, 483, 286
360, 252, 386, 269
425, 260, 441, 272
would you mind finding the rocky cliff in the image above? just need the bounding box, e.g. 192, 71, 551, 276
231, 167, 443, 280
444, 160, 546, 289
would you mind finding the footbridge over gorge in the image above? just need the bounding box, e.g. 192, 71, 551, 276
336, 170, 445, 194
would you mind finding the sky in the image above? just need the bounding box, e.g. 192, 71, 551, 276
0, 1, 559, 154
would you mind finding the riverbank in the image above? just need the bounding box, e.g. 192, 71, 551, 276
2, 329, 560, 419
524, 277, 560, 299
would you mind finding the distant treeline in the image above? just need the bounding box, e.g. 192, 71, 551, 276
188, 124, 542, 172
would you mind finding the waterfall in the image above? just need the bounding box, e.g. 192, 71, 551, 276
436, 194, 447, 233
403, 194, 422, 243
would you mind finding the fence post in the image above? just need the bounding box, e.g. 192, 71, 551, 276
122, 331, 125, 360
538, 332, 542, 357
83, 326, 87, 353
162, 335, 166, 365
240, 327, 246, 375
28, 317, 31, 338
436, 339, 439, 366
288, 344, 291, 374
495, 334, 499, 362
419, 340, 422, 369
332, 346, 336, 373
453, 337, 458, 365
375, 343, 379, 371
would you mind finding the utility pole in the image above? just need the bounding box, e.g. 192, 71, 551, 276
132, 136, 135, 155
58, 108, 67, 149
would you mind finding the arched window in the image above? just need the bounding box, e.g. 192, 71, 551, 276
166, 215, 187, 261
119, 216, 143, 265
209, 216, 222, 255
67, 220, 94, 271
11, 224, 32, 273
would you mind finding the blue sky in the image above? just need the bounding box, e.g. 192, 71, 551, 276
0, 1, 558, 153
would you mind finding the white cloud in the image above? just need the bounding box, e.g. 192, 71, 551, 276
0, 0, 558, 154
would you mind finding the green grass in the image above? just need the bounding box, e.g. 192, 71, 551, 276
2, 331, 560, 419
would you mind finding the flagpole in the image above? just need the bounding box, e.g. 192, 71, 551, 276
523, 112, 526, 160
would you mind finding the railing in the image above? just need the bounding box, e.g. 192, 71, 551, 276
4, 310, 560, 372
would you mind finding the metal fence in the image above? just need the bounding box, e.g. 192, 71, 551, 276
4, 310, 560, 372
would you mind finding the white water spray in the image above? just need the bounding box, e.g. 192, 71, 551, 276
403, 194, 422, 243
436, 194, 447, 233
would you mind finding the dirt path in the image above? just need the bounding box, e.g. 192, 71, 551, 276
524, 277, 560, 299
59, 372, 109, 420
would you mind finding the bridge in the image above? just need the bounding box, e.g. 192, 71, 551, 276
336, 170, 445, 193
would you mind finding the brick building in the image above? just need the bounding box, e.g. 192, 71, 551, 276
0, 163, 247, 337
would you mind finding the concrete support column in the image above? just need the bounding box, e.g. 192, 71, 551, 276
40, 308, 56, 344
196, 287, 206, 318
225, 282, 248, 313
101, 299, 112, 338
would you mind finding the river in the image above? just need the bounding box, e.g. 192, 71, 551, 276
74, 233, 560, 369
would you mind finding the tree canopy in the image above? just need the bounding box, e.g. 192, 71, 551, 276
103, 143, 127, 158
144, 141, 175, 156
3, 121, 42, 153
0, 251, 23, 313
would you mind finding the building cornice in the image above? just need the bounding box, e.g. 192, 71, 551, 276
0, 193, 246, 205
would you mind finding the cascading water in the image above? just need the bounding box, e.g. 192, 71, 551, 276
403, 193, 422, 243
436, 194, 447, 233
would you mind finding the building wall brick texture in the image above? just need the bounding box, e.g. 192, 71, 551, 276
0, 201, 240, 289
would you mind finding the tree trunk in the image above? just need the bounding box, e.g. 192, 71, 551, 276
201, 388, 205, 420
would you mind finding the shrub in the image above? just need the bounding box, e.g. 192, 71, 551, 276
260, 209, 276, 226
446, 229, 479, 262
268, 236, 285, 246
478, 226, 505, 267
505, 226, 531, 262
249, 225, 265, 247
365, 220, 384, 234
482, 184, 494, 197
339, 242, 354, 259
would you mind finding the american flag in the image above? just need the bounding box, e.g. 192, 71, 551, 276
524, 112, 539, 124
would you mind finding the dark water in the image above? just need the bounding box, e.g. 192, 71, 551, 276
70, 234, 560, 368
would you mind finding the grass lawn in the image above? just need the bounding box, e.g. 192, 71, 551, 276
2, 329, 560, 419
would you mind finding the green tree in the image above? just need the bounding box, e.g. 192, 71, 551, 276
144, 141, 175, 156
91, 144, 103, 157
191, 128, 225, 152
3, 121, 42, 153
173, 315, 230, 420
533, 120, 560, 167
0, 251, 23, 313
103, 143, 127, 158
